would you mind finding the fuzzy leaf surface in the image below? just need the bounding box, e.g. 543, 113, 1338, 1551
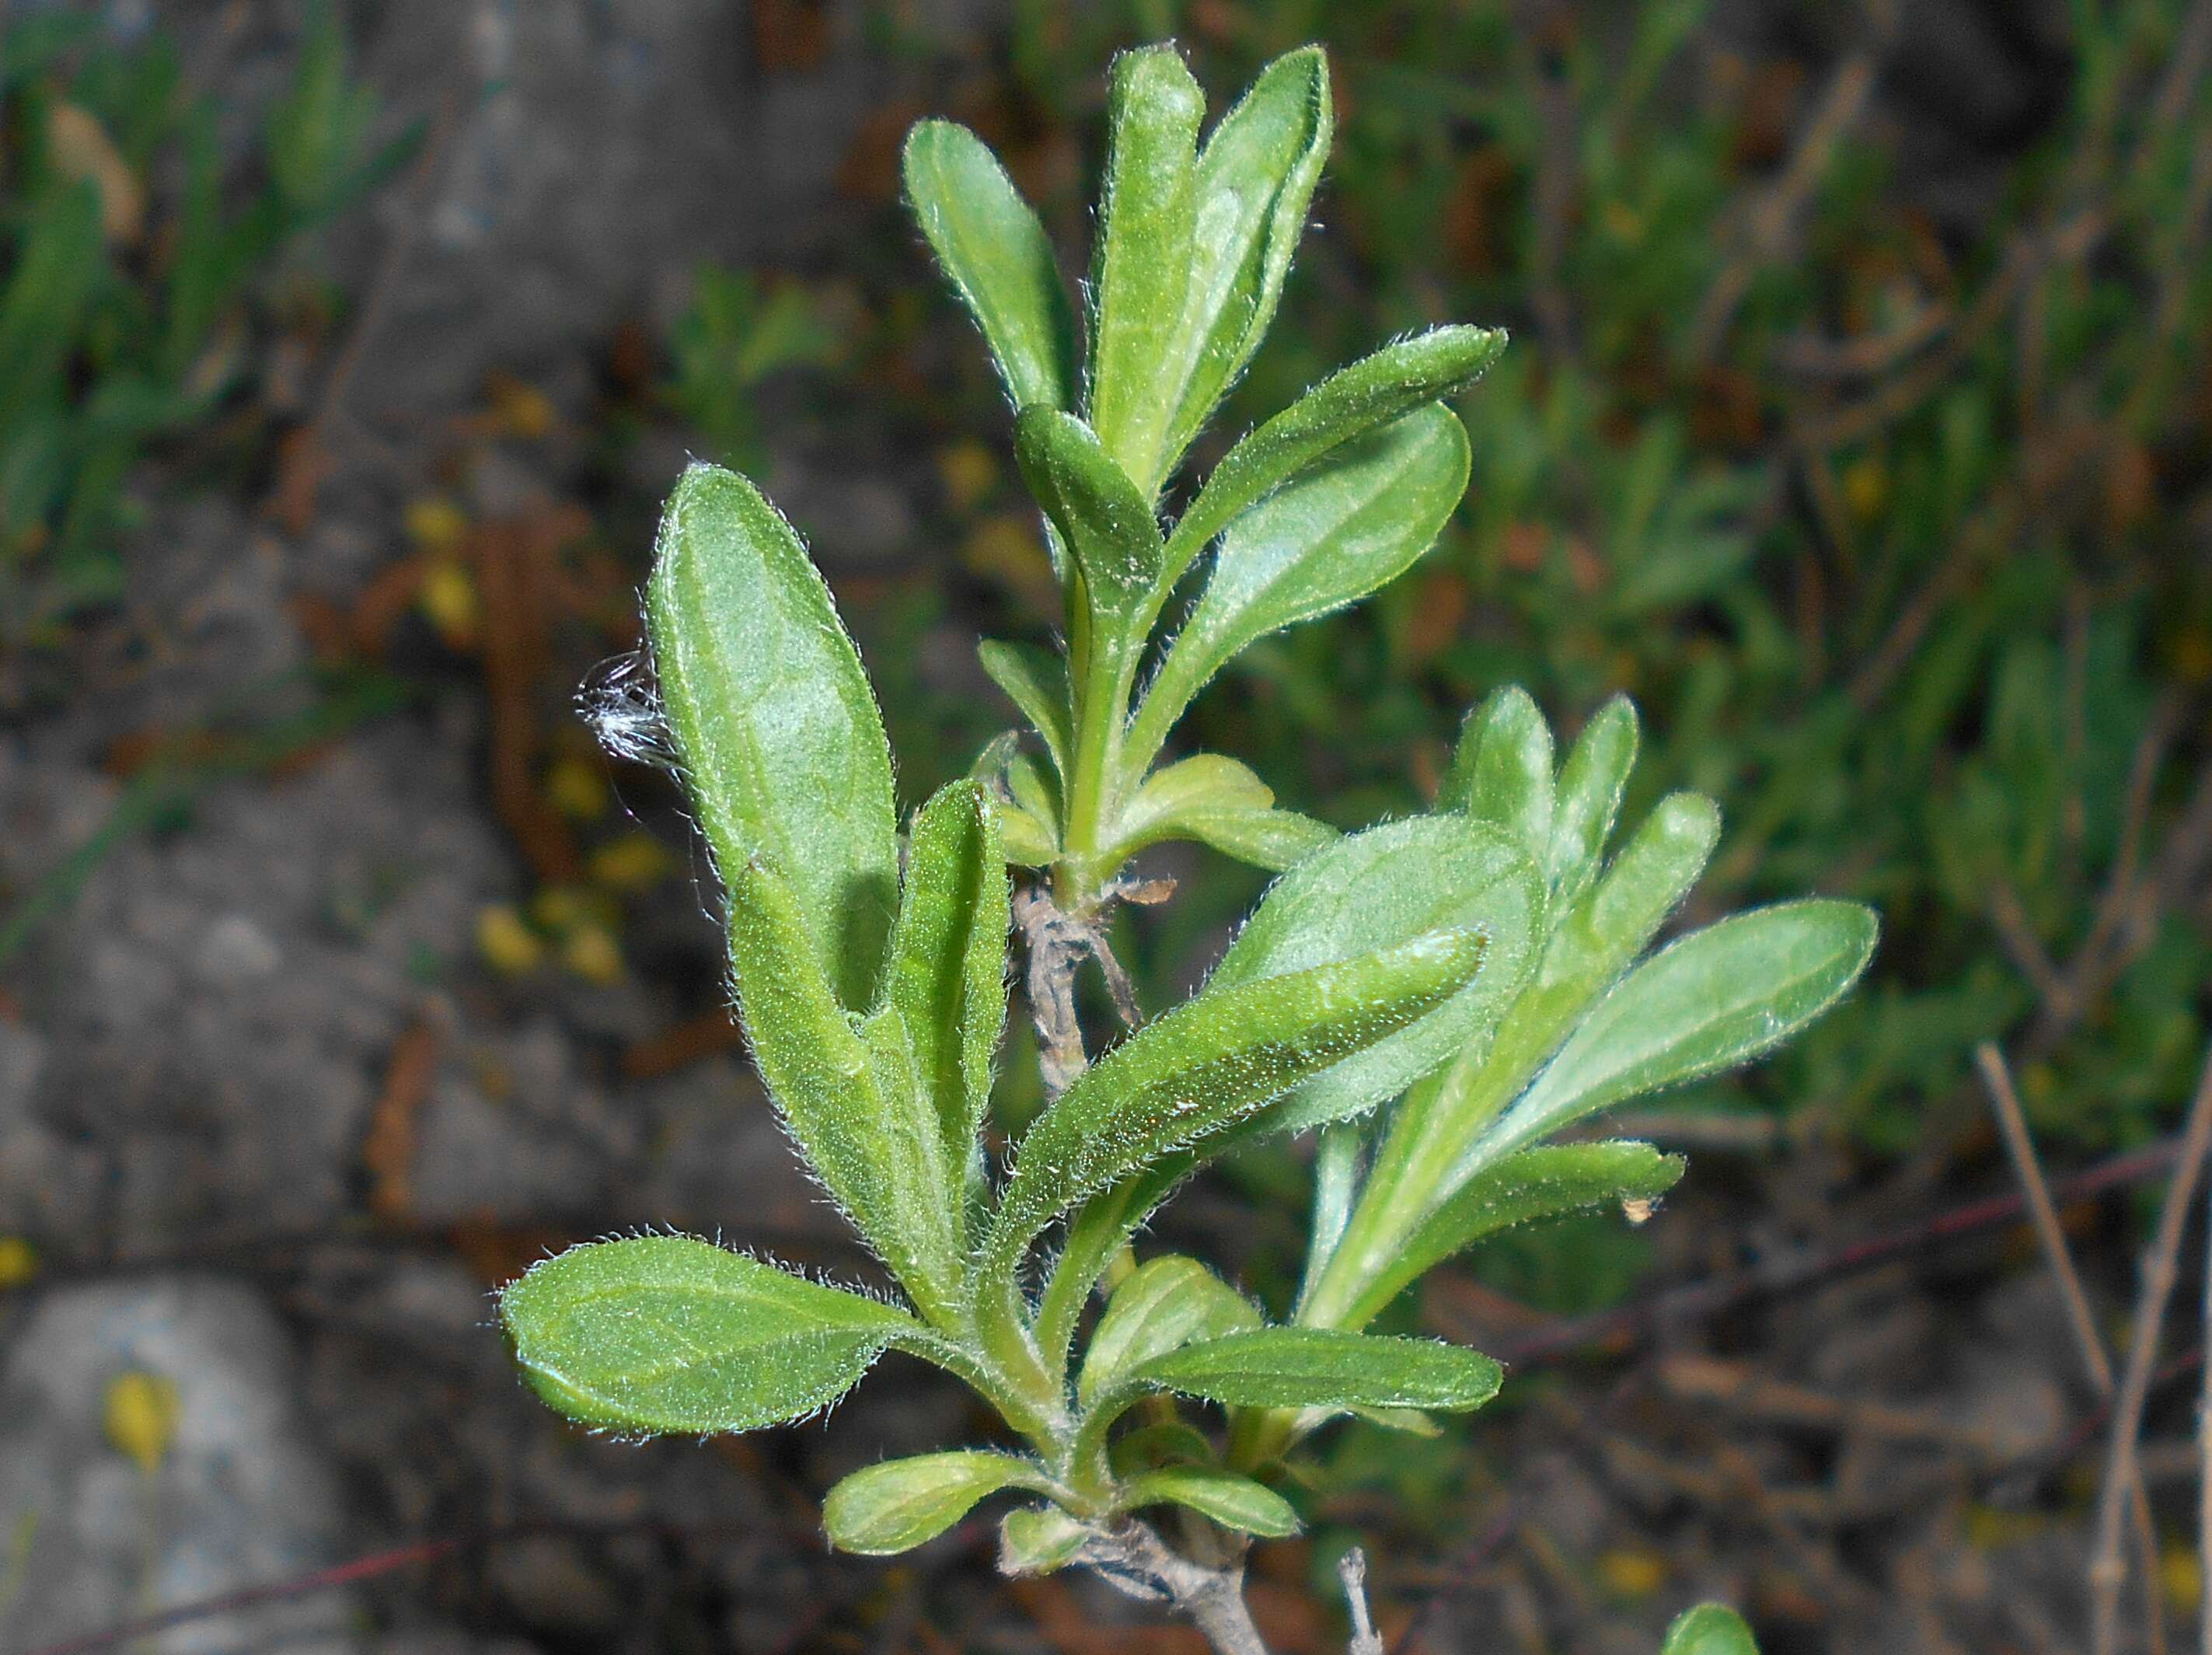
982, 929, 1488, 1280
1546, 696, 1638, 906
1175, 805, 1339, 871
500, 1236, 912, 1435
1014, 407, 1165, 630
1156, 46, 1333, 471
1078, 1255, 1260, 1407
902, 120, 1077, 410
726, 857, 962, 1319
1374, 791, 1721, 1213
977, 639, 1072, 778
1660, 1604, 1761, 1655
1482, 900, 1879, 1158
1087, 46, 1203, 491
1124, 1468, 1301, 1538
1440, 684, 1554, 855
1341, 1142, 1684, 1328
1209, 815, 1539, 1135
825, 1451, 1039, 1555
1161, 325, 1505, 588
1136, 405, 1468, 757
1134, 1327, 1502, 1412
884, 780, 1009, 1229
647, 463, 897, 1008
1000, 1507, 1090, 1576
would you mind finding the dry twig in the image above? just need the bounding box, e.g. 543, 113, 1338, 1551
2090, 1041, 2212, 1655
1977, 1042, 2167, 1655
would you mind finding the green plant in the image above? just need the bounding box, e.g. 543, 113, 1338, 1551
0, 5, 410, 648
498, 44, 1873, 1651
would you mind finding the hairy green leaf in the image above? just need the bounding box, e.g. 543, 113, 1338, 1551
1000, 1506, 1091, 1576
1156, 46, 1333, 472
1103, 752, 1273, 862
982, 929, 1489, 1284
825, 1451, 1041, 1555
1547, 697, 1638, 906
1160, 325, 1505, 589
647, 463, 898, 1008
1123, 1468, 1301, 1538
499, 1236, 913, 1435
1079, 1255, 1260, 1406
726, 857, 963, 1321
1661, 1604, 1761, 1655
1132, 405, 1469, 765
902, 120, 1077, 411
978, 639, 1073, 779
1440, 684, 1554, 855
1134, 1327, 1502, 1412
885, 781, 1010, 1228
1089, 46, 1205, 491
1483, 900, 1879, 1158
1015, 408, 1165, 627
1339, 1142, 1684, 1329
1175, 805, 1339, 871
1209, 816, 1540, 1135
1367, 791, 1720, 1217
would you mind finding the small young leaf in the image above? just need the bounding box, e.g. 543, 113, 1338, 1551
1000, 1506, 1091, 1576
1339, 1142, 1685, 1329
1156, 46, 1333, 471
1123, 1467, 1301, 1538
1015, 408, 1166, 624
499, 1236, 914, 1435
902, 120, 1077, 411
1103, 751, 1274, 862
982, 929, 1489, 1283
1161, 325, 1506, 589
1208, 816, 1540, 1135
1546, 697, 1638, 906
1660, 1604, 1761, 1655
1110, 1419, 1219, 1476
978, 639, 1073, 778
999, 800, 1059, 866
1439, 685, 1554, 854
1482, 900, 1879, 1158
825, 1451, 1040, 1555
884, 781, 1010, 1226
1134, 1327, 1502, 1412
1132, 405, 1469, 764
648, 463, 898, 1008
1175, 805, 1339, 872
1089, 46, 1205, 491
726, 857, 963, 1322
1078, 1255, 1261, 1407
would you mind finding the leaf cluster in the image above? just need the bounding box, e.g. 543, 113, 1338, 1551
500, 42, 1872, 1646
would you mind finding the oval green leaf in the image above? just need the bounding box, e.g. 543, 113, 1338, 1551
1123, 1467, 1301, 1538
1134, 1327, 1502, 1412
902, 120, 1077, 411
1079, 1255, 1261, 1407
647, 463, 898, 1009
825, 1451, 1041, 1555
500, 1236, 914, 1436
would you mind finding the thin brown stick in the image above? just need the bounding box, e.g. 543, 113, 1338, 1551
1976, 1044, 2112, 1388
2091, 1040, 2212, 1655
1978, 1042, 2168, 1655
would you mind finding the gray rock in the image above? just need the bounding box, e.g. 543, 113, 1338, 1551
0, 1276, 354, 1654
